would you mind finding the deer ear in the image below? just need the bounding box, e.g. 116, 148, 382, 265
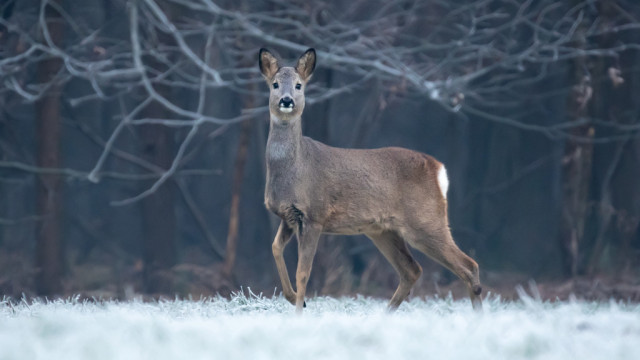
296, 48, 316, 81
259, 48, 279, 80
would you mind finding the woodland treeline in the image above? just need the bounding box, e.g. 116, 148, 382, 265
0, 0, 639, 299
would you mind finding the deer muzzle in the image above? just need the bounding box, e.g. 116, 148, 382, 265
279, 96, 295, 113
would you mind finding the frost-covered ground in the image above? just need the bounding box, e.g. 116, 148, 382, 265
1, 290, 639, 360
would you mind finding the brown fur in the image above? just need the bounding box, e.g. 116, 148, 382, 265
259, 48, 482, 313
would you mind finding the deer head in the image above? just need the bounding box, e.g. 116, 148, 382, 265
259, 48, 316, 124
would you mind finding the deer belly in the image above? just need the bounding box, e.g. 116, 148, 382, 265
323, 213, 390, 235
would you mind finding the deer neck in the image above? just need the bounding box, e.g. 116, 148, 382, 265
266, 114, 303, 164
265, 115, 305, 209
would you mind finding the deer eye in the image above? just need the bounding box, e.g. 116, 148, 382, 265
273, 83, 279, 89
295, 83, 302, 90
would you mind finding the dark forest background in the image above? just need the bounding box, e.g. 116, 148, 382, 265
1, 0, 639, 300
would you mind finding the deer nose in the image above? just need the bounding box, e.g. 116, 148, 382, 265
279, 96, 294, 108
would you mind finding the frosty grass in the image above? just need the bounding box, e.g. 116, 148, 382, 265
1, 289, 639, 360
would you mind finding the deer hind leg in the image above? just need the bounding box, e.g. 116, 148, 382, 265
409, 227, 482, 310
272, 221, 297, 305
366, 231, 422, 311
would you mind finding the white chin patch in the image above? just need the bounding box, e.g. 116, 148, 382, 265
279, 107, 293, 113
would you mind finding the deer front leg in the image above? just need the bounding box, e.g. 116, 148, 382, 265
272, 221, 296, 305
295, 222, 322, 314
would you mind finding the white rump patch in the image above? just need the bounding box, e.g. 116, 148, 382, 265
437, 164, 449, 199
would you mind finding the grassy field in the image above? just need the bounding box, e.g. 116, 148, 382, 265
1, 289, 639, 360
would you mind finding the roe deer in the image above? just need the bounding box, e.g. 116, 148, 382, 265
259, 48, 482, 313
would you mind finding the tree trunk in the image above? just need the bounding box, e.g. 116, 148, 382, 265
559, 10, 595, 276
138, 1, 179, 292
140, 121, 177, 292
35, 0, 64, 296
223, 111, 253, 278
560, 121, 594, 277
